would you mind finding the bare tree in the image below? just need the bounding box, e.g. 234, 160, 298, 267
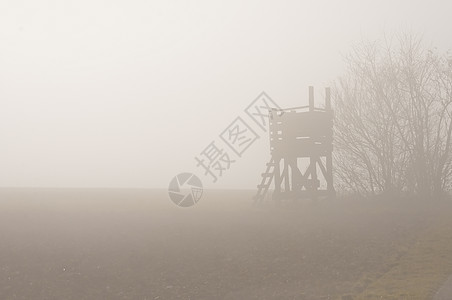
333, 34, 452, 198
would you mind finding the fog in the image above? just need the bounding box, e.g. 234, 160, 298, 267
3, 2, 452, 299
2, 0, 452, 189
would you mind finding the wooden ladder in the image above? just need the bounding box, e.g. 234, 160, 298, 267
253, 157, 277, 203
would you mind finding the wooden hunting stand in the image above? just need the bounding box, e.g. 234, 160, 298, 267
254, 86, 335, 203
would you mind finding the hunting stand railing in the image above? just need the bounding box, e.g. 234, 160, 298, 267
254, 86, 335, 203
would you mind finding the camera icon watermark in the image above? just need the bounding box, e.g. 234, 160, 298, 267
168, 173, 203, 208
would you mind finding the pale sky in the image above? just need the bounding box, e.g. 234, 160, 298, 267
1, 0, 451, 189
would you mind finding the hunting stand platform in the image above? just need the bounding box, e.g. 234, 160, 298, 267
254, 86, 335, 203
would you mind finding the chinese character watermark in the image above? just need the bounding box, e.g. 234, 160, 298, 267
168, 92, 280, 207
245, 92, 280, 131
220, 117, 259, 157
194, 141, 236, 183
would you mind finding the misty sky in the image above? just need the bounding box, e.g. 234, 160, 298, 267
1, 0, 451, 189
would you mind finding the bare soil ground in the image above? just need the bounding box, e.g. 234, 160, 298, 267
0, 188, 451, 299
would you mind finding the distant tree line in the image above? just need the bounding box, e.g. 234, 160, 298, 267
333, 33, 452, 198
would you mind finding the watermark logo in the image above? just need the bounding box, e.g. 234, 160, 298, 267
168, 173, 203, 207
245, 92, 280, 131
169, 92, 280, 207
220, 116, 259, 157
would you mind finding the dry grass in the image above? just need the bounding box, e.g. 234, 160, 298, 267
354, 204, 452, 300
